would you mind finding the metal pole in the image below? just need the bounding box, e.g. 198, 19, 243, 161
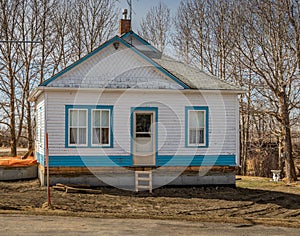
127, 0, 132, 29
46, 133, 51, 206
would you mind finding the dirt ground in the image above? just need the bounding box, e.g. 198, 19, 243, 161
1, 176, 300, 228
3, 214, 300, 236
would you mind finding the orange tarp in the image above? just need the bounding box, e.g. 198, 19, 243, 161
0, 156, 37, 166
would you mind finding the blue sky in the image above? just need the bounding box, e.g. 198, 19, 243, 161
117, 0, 180, 32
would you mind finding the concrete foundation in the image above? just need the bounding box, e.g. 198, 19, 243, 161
38, 165, 236, 189
0, 165, 37, 181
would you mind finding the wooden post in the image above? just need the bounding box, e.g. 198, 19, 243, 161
46, 133, 51, 206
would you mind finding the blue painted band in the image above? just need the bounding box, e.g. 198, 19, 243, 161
49, 155, 131, 167
157, 155, 236, 166
36, 154, 236, 167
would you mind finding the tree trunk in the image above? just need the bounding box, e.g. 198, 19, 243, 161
280, 91, 297, 182
8, 48, 17, 157
278, 130, 285, 175
9, 93, 17, 157
26, 96, 34, 151
240, 112, 247, 175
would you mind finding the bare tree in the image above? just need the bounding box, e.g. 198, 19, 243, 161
0, 0, 118, 156
50, 0, 73, 71
69, 0, 118, 60
207, 0, 235, 80
139, 1, 171, 53
172, 0, 193, 63
286, 0, 300, 70
0, 0, 22, 156
233, 0, 298, 181
172, 0, 299, 181
16, 0, 57, 151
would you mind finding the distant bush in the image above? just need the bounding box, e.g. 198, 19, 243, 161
247, 142, 278, 178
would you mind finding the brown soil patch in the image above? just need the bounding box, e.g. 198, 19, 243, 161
1, 176, 300, 227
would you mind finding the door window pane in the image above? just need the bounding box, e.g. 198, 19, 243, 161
136, 114, 152, 137
136, 114, 151, 133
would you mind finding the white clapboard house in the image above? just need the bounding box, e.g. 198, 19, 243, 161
30, 16, 243, 189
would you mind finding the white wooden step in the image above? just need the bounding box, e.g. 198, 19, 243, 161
135, 170, 152, 193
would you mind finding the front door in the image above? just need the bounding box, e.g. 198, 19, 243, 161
133, 111, 156, 166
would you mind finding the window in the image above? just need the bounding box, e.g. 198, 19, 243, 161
69, 109, 88, 146
66, 105, 113, 148
186, 107, 208, 147
135, 113, 152, 138
92, 109, 110, 146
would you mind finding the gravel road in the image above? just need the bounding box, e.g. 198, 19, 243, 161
1, 214, 300, 236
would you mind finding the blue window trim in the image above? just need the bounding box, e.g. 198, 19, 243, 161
185, 106, 209, 148
130, 107, 158, 166
65, 105, 114, 148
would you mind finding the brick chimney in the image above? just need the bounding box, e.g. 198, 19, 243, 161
119, 9, 131, 35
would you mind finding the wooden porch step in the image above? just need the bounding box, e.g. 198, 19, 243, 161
135, 170, 152, 193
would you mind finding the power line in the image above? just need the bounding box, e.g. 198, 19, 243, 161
0, 40, 42, 44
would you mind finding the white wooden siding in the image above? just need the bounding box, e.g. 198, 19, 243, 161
45, 90, 238, 157
36, 95, 45, 155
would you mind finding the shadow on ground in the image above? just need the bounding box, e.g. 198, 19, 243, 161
99, 186, 300, 210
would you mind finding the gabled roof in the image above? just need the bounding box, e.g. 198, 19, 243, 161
122, 31, 241, 91
40, 30, 242, 92
40, 35, 188, 89
153, 55, 239, 90
40, 35, 120, 86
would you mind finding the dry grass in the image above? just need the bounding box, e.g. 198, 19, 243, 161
236, 175, 300, 194
1, 176, 300, 227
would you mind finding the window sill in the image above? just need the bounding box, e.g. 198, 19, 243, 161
66, 145, 113, 148
185, 144, 208, 148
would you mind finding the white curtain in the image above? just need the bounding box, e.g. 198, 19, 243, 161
189, 111, 205, 144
